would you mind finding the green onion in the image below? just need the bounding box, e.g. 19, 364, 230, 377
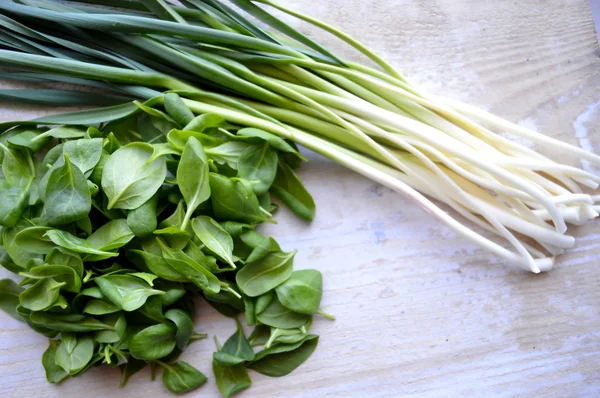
1, 0, 598, 273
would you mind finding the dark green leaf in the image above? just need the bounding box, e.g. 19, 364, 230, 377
209, 173, 267, 224
236, 250, 296, 297
42, 340, 69, 384
13, 226, 54, 254
83, 299, 120, 315
19, 277, 65, 311
0, 278, 23, 321
248, 335, 318, 377
29, 312, 113, 332
165, 308, 194, 351
271, 161, 315, 221
275, 269, 323, 315
129, 323, 177, 361
191, 216, 235, 268
119, 358, 146, 387
7, 128, 50, 153
0, 183, 30, 227
127, 249, 187, 282
177, 137, 210, 229
237, 143, 278, 195
127, 194, 159, 237
43, 153, 91, 226
94, 312, 127, 343
213, 319, 254, 366
102, 143, 167, 210
86, 219, 134, 251
55, 333, 94, 375
161, 361, 207, 394
96, 275, 165, 312
20, 265, 81, 293
246, 236, 280, 263
256, 298, 310, 329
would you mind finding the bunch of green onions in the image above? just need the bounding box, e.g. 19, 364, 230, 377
0, 0, 598, 273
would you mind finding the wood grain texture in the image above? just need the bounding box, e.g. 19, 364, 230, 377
1, 0, 599, 397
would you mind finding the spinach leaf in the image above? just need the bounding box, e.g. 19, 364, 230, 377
177, 137, 210, 229
160, 361, 207, 394
32, 126, 86, 141
42, 340, 69, 384
86, 219, 134, 251
20, 265, 81, 293
147, 142, 181, 163
167, 129, 224, 151
19, 278, 65, 311
94, 312, 127, 343
43, 153, 91, 226
102, 143, 167, 210
271, 161, 315, 221
206, 142, 250, 169
45, 248, 83, 278
62, 138, 103, 176
275, 269, 323, 315
164, 308, 194, 351
256, 297, 310, 329
127, 194, 159, 237
7, 128, 50, 153
213, 361, 251, 397
191, 216, 236, 269
246, 236, 281, 263
0, 144, 33, 185
248, 335, 319, 377
127, 249, 187, 282
45, 229, 119, 260
183, 113, 227, 133
157, 238, 220, 294
209, 173, 267, 224
13, 226, 54, 254
255, 291, 274, 315
83, 299, 120, 315
95, 275, 165, 312
0, 183, 30, 227
236, 250, 296, 297
238, 143, 278, 195
129, 323, 177, 361
130, 272, 159, 286
0, 278, 23, 321
213, 319, 254, 366
29, 312, 114, 332
55, 333, 95, 375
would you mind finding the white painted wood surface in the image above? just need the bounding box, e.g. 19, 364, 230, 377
1, 1, 600, 397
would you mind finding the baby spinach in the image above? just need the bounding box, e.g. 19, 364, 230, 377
127, 194, 159, 237
160, 360, 207, 394
95, 275, 165, 312
256, 297, 311, 329
238, 143, 278, 195
209, 173, 267, 224
0, 278, 23, 320
0, 183, 30, 227
42, 340, 69, 384
45, 229, 119, 260
44, 153, 91, 226
20, 265, 81, 293
270, 161, 315, 221
129, 323, 177, 361
102, 143, 167, 210
248, 335, 319, 377
29, 312, 114, 332
86, 219, 134, 251
236, 250, 296, 297
213, 319, 254, 366
45, 248, 84, 278
55, 333, 95, 375
164, 93, 195, 127
213, 361, 251, 397
191, 216, 236, 269
275, 269, 323, 315
165, 308, 194, 351
206, 142, 250, 169
19, 278, 65, 311
177, 137, 210, 229
13, 226, 54, 254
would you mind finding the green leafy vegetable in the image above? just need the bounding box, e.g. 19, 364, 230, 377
160, 360, 207, 394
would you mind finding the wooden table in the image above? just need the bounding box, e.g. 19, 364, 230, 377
1, 1, 599, 396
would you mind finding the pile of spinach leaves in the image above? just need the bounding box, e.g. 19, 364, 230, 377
0, 94, 332, 396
